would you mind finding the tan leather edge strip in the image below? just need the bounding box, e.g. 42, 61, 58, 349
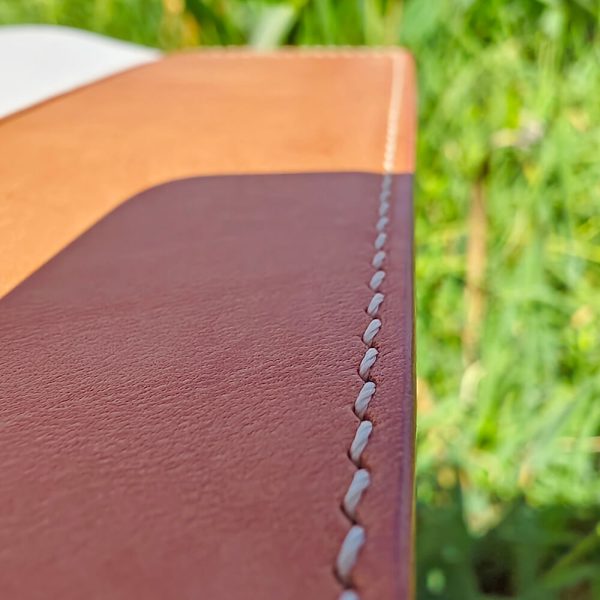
398, 52, 418, 174
1, 48, 416, 169
160, 47, 417, 175
0, 59, 159, 127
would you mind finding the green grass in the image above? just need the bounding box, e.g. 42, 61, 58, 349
2, 0, 599, 597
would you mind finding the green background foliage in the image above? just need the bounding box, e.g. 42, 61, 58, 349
1, 1, 599, 597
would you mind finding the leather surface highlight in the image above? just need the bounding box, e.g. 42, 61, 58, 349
0, 173, 414, 599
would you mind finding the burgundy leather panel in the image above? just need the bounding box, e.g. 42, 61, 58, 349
0, 173, 414, 599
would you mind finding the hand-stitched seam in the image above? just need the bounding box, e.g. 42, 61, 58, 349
334, 54, 405, 599
184, 47, 410, 60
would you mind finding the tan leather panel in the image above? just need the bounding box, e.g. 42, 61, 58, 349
0, 173, 414, 599
0, 50, 415, 297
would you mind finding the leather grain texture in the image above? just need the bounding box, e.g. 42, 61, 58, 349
0, 173, 414, 599
0, 50, 416, 297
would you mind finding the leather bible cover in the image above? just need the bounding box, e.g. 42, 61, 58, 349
0, 50, 416, 599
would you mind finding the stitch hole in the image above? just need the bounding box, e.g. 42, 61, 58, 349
346, 444, 367, 469
347, 449, 360, 467
339, 503, 358, 526
333, 568, 357, 594
333, 564, 354, 589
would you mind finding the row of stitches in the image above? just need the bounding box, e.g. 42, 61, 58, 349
334, 173, 393, 600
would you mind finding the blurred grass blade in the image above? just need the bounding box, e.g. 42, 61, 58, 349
249, 4, 296, 49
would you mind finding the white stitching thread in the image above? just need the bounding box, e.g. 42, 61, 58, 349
372, 250, 386, 269
335, 54, 405, 597
354, 381, 376, 419
362, 319, 382, 345
374, 232, 387, 250
366, 293, 385, 317
342, 469, 371, 519
188, 47, 410, 60
376, 217, 389, 233
336, 525, 366, 584
349, 421, 373, 465
368, 270, 386, 291
358, 348, 378, 380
